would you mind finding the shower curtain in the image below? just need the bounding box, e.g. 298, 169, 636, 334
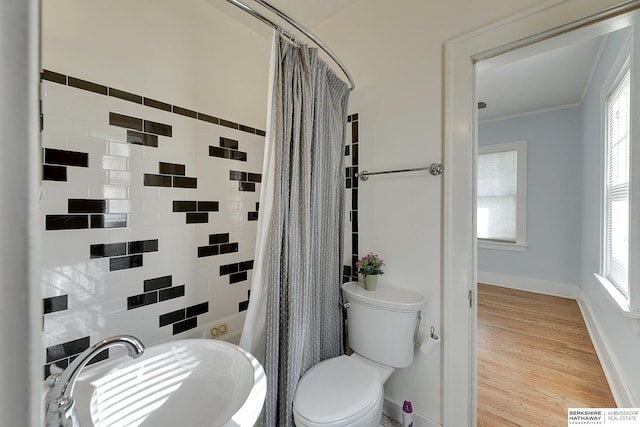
239, 30, 350, 426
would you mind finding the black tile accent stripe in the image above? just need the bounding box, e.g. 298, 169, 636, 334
198, 234, 238, 258
109, 112, 143, 131
230, 271, 247, 284
45, 215, 89, 230
90, 243, 127, 258
159, 162, 185, 176
44, 148, 88, 167
144, 97, 171, 112
44, 336, 110, 379
110, 254, 143, 271
127, 130, 158, 147
68, 199, 107, 214
43, 165, 67, 181
109, 87, 142, 104
144, 120, 172, 137
68, 77, 108, 95
41, 70, 266, 136
144, 275, 173, 292
348, 115, 359, 280
159, 301, 209, 335
128, 239, 158, 254
128, 276, 185, 311
186, 212, 208, 224
220, 137, 239, 149
43, 295, 68, 314
144, 174, 172, 187
173, 176, 197, 188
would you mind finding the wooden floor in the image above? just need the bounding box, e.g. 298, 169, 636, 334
477, 284, 615, 427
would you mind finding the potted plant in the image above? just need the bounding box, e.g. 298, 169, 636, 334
356, 253, 385, 291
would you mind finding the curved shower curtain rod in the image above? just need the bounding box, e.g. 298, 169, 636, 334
225, 0, 356, 91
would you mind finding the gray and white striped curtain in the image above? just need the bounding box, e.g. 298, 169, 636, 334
239, 30, 350, 427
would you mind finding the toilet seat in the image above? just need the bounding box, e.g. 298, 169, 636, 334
293, 355, 383, 426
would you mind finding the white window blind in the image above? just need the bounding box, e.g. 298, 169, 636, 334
477, 149, 518, 243
605, 66, 631, 296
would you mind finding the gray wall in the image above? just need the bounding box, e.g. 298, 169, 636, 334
478, 107, 583, 286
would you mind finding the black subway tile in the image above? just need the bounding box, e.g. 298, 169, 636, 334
160, 309, 185, 327
109, 112, 143, 131
197, 201, 218, 212
343, 265, 352, 276
41, 69, 66, 85
128, 239, 158, 254
144, 275, 173, 292
229, 170, 246, 181
230, 151, 247, 161
352, 211, 358, 232
247, 173, 262, 183
127, 291, 157, 310
220, 263, 239, 276
186, 302, 208, 318
68, 199, 107, 214
108, 87, 142, 104
173, 317, 197, 335
43, 295, 68, 314
209, 146, 230, 158
87, 349, 109, 366
46, 336, 90, 363
239, 300, 249, 312
198, 113, 219, 125
352, 233, 358, 254
219, 119, 238, 130
90, 214, 127, 229
43, 165, 67, 181
173, 200, 197, 212
45, 215, 88, 230
209, 233, 229, 244
144, 120, 172, 137
352, 144, 359, 165
239, 182, 255, 192
44, 148, 88, 167
345, 145, 350, 156
230, 271, 247, 284
68, 77, 108, 95
173, 176, 197, 188
220, 137, 238, 149
248, 212, 259, 221
143, 98, 171, 112
110, 254, 143, 271
197, 245, 219, 258
239, 260, 254, 271
127, 130, 158, 147
173, 106, 197, 118
352, 113, 359, 121
159, 285, 185, 302
144, 174, 172, 187
90, 242, 126, 259
220, 242, 239, 254
239, 124, 255, 134
159, 162, 185, 176
186, 212, 208, 223
352, 189, 358, 210
256, 129, 266, 137
352, 121, 359, 143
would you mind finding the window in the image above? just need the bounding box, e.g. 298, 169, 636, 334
604, 63, 631, 297
596, 37, 640, 323
477, 140, 527, 251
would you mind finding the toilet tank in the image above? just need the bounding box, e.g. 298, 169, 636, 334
342, 281, 424, 368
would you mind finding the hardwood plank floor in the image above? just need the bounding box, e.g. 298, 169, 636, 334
477, 284, 615, 427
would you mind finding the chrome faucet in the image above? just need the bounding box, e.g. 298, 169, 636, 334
45, 335, 145, 427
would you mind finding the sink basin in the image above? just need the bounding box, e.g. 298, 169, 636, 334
72, 339, 266, 427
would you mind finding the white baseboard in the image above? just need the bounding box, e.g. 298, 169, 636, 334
576, 292, 638, 408
383, 397, 441, 427
477, 271, 579, 299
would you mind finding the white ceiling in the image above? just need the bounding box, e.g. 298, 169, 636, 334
477, 35, 606, 122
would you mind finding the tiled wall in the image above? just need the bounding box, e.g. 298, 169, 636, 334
40, 70, 265, 377
344, 114, 359, 282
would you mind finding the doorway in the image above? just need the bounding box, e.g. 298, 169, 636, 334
443, 1, 640, 425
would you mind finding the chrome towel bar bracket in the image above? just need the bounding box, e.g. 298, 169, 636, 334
355, 162, 444, 181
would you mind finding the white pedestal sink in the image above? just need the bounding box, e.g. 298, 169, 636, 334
72, 339, 266, 427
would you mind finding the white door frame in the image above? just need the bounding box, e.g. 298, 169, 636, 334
443, 0, 640, 425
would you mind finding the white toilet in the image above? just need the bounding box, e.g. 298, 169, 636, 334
293, 281, 424, 427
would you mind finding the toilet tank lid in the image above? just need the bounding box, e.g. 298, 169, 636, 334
342, 282, 424, 312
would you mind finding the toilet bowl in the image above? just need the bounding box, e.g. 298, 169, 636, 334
292, 282, 424, 427
292, 355, 385, 427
